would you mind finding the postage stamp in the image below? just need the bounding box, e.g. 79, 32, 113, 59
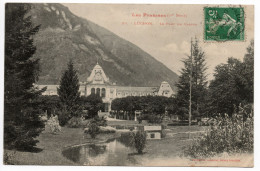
204, 7, 245, 41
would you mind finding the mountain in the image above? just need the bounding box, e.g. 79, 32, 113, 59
30, 3, 178, 89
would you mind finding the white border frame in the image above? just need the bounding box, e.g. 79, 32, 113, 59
0, 0, 258, 171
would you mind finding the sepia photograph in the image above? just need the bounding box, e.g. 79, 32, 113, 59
2, 1, 255, 167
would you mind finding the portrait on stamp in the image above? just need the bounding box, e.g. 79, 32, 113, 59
204, 7, 245, 41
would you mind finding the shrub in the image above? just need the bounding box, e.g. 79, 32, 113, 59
99, 126, 117, 133
183, 104, 253, 158
137, 116, 142, 124
118, 132, 135, 147
81, 119, 90, 127
84, 116, 109, 138
4, 151, 16, 165
67, 117, 85, 128
84, 126, 116, 134
39, 114, 48, 122
57, 109, 70, 126
94, 116, 107, 126
139, 114, 162, 124
45, 115, 61, 134
161, 129, 167, 138
134, 130, 147, 154
87, 122, 100, 138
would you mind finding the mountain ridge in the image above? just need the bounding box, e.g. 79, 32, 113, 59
30, 3, 178, 90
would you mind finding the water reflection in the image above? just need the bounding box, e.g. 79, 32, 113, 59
62, 139, 137, 166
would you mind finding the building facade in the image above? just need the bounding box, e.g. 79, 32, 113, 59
39, 63, 175, 112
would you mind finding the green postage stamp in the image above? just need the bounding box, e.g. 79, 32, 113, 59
204, 7, 245, 41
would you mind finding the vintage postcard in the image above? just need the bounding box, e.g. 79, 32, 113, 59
3, 2, 254, 167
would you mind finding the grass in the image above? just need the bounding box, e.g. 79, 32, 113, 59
4, 124, 208, 165
107, 120, 139, 126
136, 126, 207, 159
126, 125, 253, 167
4, 127, 119, 165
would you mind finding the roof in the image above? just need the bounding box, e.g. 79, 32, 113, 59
37, 85, 86, 91
93, 64, 102, 70
37, 85, 58, 91
87, 63, 109, 83
116, 86, 157, 92
143, 126, 162, 131
161, 81, 169, 84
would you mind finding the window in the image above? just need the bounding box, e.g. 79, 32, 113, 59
150, 133, 155, 138
101, 88, 106, 97
96, 88, 100, 96
91, 88, 95, 94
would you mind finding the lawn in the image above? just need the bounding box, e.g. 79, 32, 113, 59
4, 127, 119, 165
107, 119, 139, 126
4, 124, 208, 165
131, 125, 207, 165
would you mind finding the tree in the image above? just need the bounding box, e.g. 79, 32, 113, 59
208, 58, 243, 115
57, 59, 80, 121
208, 40, 254, 116
37, 95, 61, 117
242, 40, 254, 103
111, 96, 178, 122
134, 130, 147, 154
4, 3, 45, 150
176, 38, 208, 119
80, 94, 103, 118
165, 97, 179, 117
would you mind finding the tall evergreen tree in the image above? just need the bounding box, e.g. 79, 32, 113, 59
176, 38, 208, 119
57, 59, 80, 120
4, 3, 45, 150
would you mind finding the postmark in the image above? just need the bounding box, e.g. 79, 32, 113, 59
204, 7, 245, 41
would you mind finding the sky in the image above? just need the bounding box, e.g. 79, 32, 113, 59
63, 4, 254, 80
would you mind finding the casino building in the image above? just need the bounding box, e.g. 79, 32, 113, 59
39, 63, 175, 112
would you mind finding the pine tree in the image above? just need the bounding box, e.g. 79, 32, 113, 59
57, 59, 80, 121
4, 3, 45, 150
176, 38, 208, 119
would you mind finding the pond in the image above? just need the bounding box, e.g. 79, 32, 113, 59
62, 138, 138, 166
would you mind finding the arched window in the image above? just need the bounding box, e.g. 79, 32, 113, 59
96, 88, 100, 96
91, 88, 95, 95
101, 88, 106, 98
